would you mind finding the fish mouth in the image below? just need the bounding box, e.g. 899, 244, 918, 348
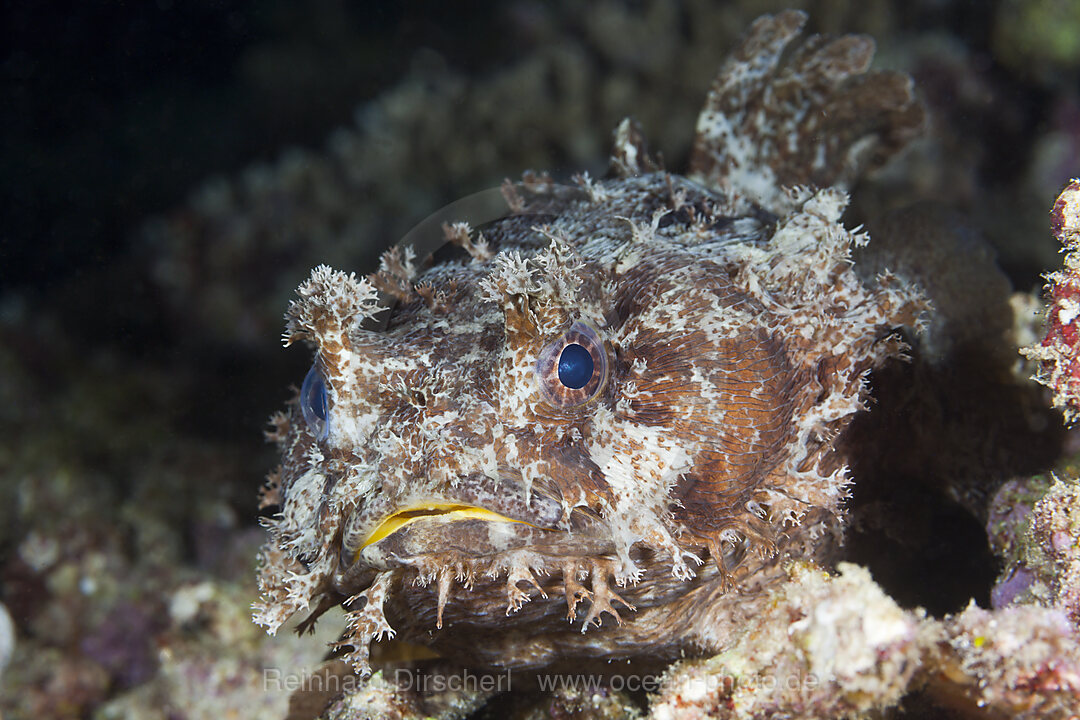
359, 502, 539, 550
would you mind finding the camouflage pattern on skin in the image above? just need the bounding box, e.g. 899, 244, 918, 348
253, 11, 927, 675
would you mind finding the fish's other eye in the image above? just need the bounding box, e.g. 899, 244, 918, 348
536, 321, 609, 407
300, 362, 330, 440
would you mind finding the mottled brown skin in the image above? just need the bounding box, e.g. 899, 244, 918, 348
254, 11, 927, 674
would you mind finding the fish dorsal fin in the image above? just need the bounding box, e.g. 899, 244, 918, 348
689, 10, 924, 215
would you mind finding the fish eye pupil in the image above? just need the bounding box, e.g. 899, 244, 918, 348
300, 363, 329, 439
534, 321, 608, 407
558, 343, 593, 389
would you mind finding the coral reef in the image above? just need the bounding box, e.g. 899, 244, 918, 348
93, 580, 342, 720
986, 475, 1056, 609
650, 563, 922, 719
648, 563, 1080, 719
6, 1, 1080, 719
1022, 179, 1080, 421
988, 476, 1080, 621
0, 309, 336, 717
1027, 479, 1080, 623
313, 664, 496, 720
922, 602, 1080, 719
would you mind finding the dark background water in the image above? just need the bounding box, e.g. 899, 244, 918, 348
1, 0, 1051, 303
3, 1, 515, 294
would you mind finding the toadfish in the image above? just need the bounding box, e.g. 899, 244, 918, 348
254, 11, 926, 674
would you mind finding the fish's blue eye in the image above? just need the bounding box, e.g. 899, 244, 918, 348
558, 343, 593, 389
536, 320, 609, 408
300, 363, 329, 440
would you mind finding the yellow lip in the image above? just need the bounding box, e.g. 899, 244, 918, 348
360, 503, 535, 549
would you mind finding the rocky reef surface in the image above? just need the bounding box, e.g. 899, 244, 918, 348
4, 1, 1080, 718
